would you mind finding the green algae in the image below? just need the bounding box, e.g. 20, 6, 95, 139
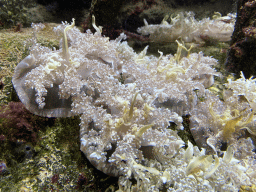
0, 115, 118, 191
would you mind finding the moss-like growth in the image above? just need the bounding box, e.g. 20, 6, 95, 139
0, 115, 118, 191
169, 115, 197, 147
0, 0, 36, 28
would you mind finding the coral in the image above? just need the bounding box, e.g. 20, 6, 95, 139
137, 12, 236, 43
189, 71, 256, 158
240, 184, 256, 192
226, 71, 256, 111
10, 16, 256, 191
209, 101, 255, 141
